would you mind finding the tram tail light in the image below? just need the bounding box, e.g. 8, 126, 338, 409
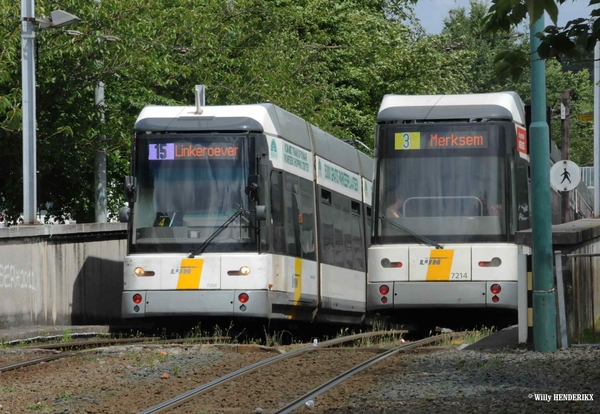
379, 285, 390, 295
132, 293, 143, 304
490, 284, 502, 295
381, 259, 403, 268
381, 296, 388, 304
238, 293, 249, 303
478, 257, 502, 268
492, 295, 500, 303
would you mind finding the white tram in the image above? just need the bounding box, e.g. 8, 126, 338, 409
367, 92, 591, 314
120, 88, 373, 325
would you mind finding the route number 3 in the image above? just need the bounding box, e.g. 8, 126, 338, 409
402, 133, 410, 149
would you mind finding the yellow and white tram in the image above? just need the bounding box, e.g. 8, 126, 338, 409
120, 88, 372, 325
367, 92, 591, 315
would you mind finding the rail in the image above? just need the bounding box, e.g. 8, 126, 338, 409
274, 332, 462, 414
138, 330, 405, 414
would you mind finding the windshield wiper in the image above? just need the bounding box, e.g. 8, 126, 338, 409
378, 215, 443, 249
188, 206, 245, 258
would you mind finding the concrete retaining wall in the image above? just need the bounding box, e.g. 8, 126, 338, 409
0, 223, 127, 329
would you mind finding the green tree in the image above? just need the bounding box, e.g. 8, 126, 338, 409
441, 0, 530, 93
0, 0, 473, 224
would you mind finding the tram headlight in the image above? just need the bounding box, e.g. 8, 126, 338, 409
134, 267, 155, 277
228, 266, 251, 276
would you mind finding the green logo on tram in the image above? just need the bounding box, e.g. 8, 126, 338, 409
270, 139, 278, 160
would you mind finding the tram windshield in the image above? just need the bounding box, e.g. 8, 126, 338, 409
130, 133, 256, 253
376, 123, 509, 243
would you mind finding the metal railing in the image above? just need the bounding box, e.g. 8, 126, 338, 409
554, 251, 599, 347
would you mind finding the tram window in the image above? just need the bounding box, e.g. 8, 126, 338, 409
351, 215, 365, 271
351, 201, 360, 215
321, 189, 332, 205
270, 171, 284, 226
320, 203, 335, 264
285, 173, 299, 194
300, 179, 313, 197
366, 206, 372, 218
334, 226, 344, 267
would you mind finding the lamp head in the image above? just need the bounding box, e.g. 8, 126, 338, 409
38, 10, 80, 29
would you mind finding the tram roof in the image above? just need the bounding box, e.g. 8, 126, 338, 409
377, 92, 525, 125
134, 103, 367, 175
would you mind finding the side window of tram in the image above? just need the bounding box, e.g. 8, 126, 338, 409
299, 178, 316, 261
284, 173, 301, 257
320, 188, 335, 265
270, 171, 286, 255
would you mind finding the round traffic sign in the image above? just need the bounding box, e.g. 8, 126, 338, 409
550, 160, 581, 192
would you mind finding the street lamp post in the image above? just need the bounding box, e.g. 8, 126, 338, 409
21, 0, 36, 224
20, 1, 79, 224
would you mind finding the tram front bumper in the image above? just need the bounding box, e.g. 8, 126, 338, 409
122, 290, 271, 318
368, 281, 517, 310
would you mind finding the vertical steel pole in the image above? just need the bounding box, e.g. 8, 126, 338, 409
94, 0, 107, 223
594, 6, 600, 216
554, 251, 568, 349
94, 81, 107, 222
530, 15, 557, 352
21, 0, 37, 224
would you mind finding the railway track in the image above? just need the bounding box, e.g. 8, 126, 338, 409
139, 330, 450, 414
0, 336, 229, 374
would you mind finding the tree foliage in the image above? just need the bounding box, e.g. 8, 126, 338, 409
0, 0, 473, 224
442, 1, 595, 166
483, 0, 600, 63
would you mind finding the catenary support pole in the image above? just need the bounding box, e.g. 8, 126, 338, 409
94, 0, 106, 223
529, 15, 557, 352
595, 6, 600, 216
21, 0, 37, 224
561, 89, 570, 223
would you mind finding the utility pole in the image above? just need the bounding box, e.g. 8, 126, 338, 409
595, 4, 600, 216
94, 0, 107, 223
561, 89, 570, 223
21, 0, 37, 224
94, 81, 107, 222
529, 15, 557, 353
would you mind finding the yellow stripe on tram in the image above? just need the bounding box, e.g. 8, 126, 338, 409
425, 249, 454, 281
176, 258, 204, 290
293, 258, 302, 305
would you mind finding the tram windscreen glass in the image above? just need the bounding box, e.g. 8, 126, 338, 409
377, 124, 508, 243
130, 134, 256, 253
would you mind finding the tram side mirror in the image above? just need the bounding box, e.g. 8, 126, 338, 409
245, 175, 260, 202
124, 176, 137, 203
255, 205, 266, 221
119, 207, 130, 223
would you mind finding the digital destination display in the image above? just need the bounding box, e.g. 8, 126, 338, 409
148, 143, 239, 160
395, 130, 488, 150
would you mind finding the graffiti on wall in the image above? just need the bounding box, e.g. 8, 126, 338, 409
0, 263, 37, 291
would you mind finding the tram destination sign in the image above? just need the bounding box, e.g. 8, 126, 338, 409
394, 130, 488, 150
148, 143, 239, 160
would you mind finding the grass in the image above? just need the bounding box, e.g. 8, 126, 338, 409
26, 402, 50, 412
456, 354, 504, 371
574, 327, 600, 344
55, 390, 74, 400
0, 385, 16, 392
435, 326, 496, 346
61, 328, 72, 343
